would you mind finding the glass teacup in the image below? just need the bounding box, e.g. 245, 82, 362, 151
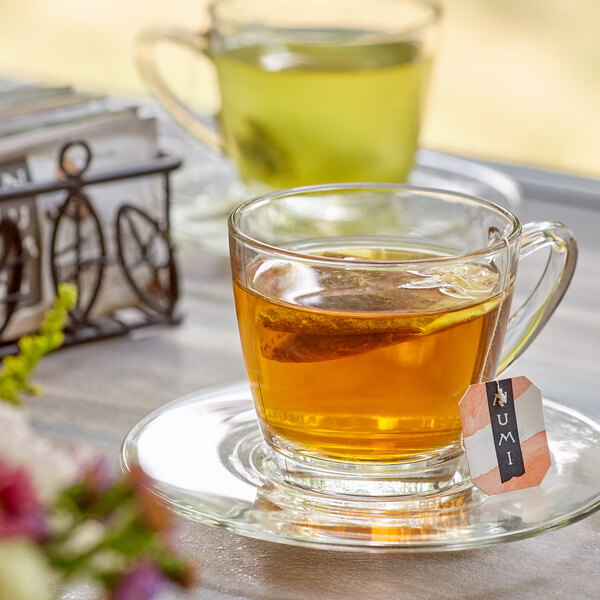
228, 184, 577, 497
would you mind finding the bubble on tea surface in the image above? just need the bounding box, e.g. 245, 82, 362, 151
403, 263, 500, 300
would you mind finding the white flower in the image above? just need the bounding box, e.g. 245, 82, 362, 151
0, 404, 92, 503
0, 540, 54, 600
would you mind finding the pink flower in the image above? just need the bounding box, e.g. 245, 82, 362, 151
72, 457, 115, 511
111, 561, 165, 600
0, 459, 45, 540
81, 457, 113, 495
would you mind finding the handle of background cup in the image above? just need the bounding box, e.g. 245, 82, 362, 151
497, 221, 578, 374
136, 27, 224, 150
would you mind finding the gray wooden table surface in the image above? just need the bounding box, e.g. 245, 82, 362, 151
33, 163, 600, 600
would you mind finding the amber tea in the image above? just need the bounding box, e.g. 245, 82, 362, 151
214, 31, 431, 188
234, 244, 513, 462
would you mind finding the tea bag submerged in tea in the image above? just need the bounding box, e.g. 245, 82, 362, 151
233, 118, 290, 181
260, 328, 409, 363
252, 258, 503, 363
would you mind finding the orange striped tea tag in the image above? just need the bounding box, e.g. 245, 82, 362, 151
459, 376, 551, 496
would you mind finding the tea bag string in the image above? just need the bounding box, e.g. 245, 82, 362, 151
481, 233, 510, 381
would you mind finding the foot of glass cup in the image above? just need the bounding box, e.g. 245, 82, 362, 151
262, 431, 472, 500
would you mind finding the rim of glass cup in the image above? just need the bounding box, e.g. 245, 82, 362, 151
208, 0, 443, 39
228, 183, 522, 267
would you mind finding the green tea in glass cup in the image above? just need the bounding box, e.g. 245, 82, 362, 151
137, 0, 441, 189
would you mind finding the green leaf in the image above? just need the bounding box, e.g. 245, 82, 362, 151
0, 283, 77, 405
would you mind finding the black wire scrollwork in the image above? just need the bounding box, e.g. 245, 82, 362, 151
0, 219, 24, 336
116, 204, 178, 316
0, 140, 182, 354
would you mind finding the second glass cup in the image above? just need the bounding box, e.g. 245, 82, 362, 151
137, 0, 441, 189
228, 184, 577, 497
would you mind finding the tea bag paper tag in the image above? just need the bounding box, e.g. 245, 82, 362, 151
458, 376, 551, 496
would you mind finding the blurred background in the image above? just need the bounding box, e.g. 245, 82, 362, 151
0, 0, 598, 177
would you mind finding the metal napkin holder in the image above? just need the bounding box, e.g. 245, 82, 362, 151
0, 140, 182, 356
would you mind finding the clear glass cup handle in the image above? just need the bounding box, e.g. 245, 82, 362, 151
498, 220, 578, 373
136, 27, 224, 150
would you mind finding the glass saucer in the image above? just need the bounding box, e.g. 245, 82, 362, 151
121, 382, 600, 552
171, 149, 524, 255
